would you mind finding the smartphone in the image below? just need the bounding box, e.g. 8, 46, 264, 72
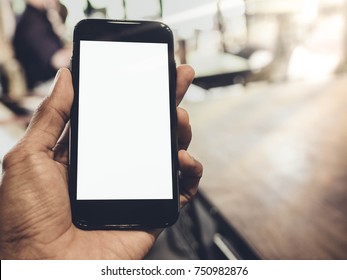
69, 19, 179, 229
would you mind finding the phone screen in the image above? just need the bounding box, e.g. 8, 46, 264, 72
76, 40, 173, 200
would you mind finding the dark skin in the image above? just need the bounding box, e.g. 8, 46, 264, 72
0, 65, 203, 259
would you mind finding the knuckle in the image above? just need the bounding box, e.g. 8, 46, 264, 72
2, 142, 33, 170
2, 148, 22, 169
2, 151, 15, 169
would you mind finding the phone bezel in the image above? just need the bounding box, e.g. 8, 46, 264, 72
69, 19, 179, 229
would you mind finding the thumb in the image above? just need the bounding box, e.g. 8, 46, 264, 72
24, 68, 74, 152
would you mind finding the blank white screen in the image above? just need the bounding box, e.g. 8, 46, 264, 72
77, 40, 173, 200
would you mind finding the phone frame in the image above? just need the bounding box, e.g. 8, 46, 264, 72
69, 19, 179, 229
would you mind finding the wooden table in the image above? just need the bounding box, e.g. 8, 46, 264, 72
183, 75, 347, 259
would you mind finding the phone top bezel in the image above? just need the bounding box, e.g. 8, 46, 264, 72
69, 19, 179, 229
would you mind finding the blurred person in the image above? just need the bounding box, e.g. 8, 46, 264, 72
13, 0, 71, 90
0, 66, 203, 259
0, 0, 26, 100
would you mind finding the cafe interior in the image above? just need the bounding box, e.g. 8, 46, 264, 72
1, 0, 347, 259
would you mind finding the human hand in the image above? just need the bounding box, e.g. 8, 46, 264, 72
0, 66, 202, 259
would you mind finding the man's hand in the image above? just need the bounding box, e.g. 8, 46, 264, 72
0, 66, 202, 259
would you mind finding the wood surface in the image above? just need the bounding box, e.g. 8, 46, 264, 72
184, 76, 347, 259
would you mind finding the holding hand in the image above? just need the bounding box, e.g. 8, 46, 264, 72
0, 65, 202, 259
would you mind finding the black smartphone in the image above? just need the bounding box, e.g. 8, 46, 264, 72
69, 19, 179, 229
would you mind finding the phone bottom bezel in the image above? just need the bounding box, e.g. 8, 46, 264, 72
71, 199, 179, 229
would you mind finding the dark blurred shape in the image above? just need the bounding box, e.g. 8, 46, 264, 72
146, 194, 259, 260
13, 1, 70, 89
59, 2, 68, 23
192, 70, 249, 90
13, 4, 62, 89
84, 0, 106, 18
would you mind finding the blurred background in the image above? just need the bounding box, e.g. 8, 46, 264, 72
1, 0, 347, 259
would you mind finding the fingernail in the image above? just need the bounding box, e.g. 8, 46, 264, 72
54, 69, 62, 83
49, 69, 61, 95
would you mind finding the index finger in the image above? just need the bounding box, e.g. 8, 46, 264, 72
176, 65, 195, 106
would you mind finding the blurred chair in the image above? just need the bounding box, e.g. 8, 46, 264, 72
163, 0, 251, 89
213, 0, 275, 83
